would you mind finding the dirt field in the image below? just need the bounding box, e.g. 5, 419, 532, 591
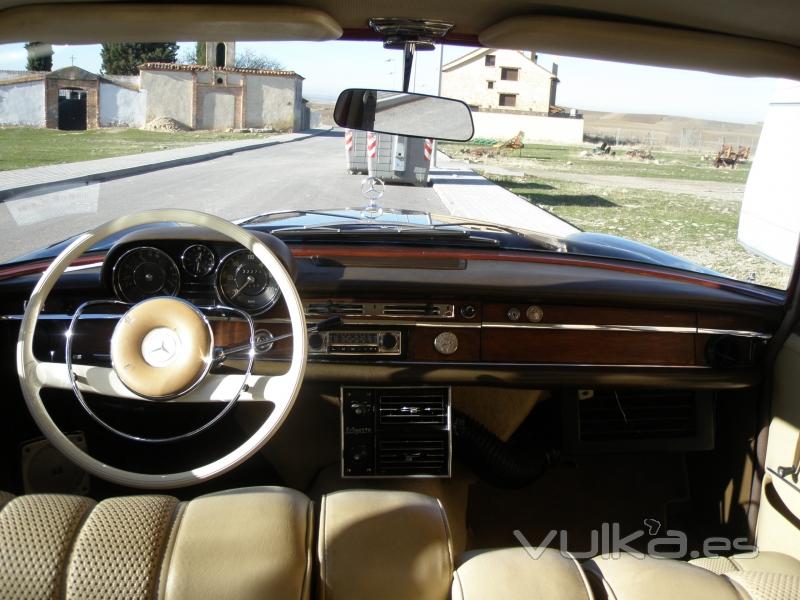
440, 141, 790, 290
582, 110, 763, 153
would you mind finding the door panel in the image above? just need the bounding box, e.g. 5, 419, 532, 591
757, 332, 800, 557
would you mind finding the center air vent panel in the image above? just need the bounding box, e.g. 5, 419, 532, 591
341, 386, 451, 478
305, 302, 364, 317
378, 392, 448, 426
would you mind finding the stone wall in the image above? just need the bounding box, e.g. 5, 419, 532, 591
471, 110, 584, 144
244, 74, 299, 130
140, 70, 193, 127
0, 80, 45, 126
99, 82, 146, 127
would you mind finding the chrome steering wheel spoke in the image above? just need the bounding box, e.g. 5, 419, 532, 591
63, 300, 261, 443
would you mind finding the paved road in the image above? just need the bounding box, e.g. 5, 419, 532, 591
0, 130, 447, 263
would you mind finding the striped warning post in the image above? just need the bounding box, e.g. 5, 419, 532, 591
423, 138, 433, 162
366, 131, 377, 175
367, 132, 378, 159
344, 129, 353, 152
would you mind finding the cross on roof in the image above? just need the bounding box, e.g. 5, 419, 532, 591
69, 55, 75, 66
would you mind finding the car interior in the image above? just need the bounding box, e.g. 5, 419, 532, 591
2, 1, 800, 599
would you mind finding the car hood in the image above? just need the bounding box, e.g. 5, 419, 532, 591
4, 207, 718, 277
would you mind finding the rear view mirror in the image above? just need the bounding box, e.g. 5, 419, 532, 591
333, 89, 474, 142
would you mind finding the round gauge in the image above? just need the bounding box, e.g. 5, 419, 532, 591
181, 244, 216, 277
217, 250, 281, 314
113, 247, 180, 303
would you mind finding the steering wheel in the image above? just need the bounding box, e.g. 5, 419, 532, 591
16, 209, 307, 489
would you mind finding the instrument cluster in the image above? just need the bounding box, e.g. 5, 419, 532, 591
111, 243, 281, 314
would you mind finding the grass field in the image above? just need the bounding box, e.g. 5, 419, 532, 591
0, 127, 275, 171
441, 142, 751, 184
440, 141, 787, 289
488, 174, 789, 289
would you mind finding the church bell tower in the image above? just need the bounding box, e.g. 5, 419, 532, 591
205, 41, 235, 68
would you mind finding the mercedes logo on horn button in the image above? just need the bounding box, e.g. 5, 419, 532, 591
141, 327, 181, 368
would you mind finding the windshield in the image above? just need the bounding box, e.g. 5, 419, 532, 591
0, 39, 796, 289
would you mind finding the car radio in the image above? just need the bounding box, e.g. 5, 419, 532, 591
308, 330, 402, 355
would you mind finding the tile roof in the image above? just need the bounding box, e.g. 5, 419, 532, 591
139, 62, 302, 79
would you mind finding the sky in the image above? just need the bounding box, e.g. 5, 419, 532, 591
0, 40, 781, 124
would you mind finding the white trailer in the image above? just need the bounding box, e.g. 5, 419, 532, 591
737, 80, 800, 267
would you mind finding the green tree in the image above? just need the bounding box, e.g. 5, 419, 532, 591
24, 42, 53, 71
100, 43, 178, 75
196, 42, 206, 66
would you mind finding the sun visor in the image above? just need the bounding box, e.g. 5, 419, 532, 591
0, 3, 343, 43
480, 15, 800, 80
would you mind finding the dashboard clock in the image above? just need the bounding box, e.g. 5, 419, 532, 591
181, 244, 216, 278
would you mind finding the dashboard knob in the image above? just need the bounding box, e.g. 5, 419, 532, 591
380, 332, 399, 350
433, 331, 459, 355
308, 332, 325, 351
460, 304, 477, 319
526, 305, 544, 322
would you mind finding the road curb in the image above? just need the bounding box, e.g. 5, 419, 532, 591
0, 128, 332, 202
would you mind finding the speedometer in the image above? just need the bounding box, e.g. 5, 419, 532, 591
217, 250, 281, 314
113, 247, 180, 303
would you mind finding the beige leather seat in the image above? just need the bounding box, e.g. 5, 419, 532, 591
585, 551, 800, 599
316, 489, 598, 600
317, 489, 454, 600
449, 547, 800, 599
453, 547, 596, 600
0, 486, 313, 600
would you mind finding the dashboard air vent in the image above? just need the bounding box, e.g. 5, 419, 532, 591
379, 393, 448, 426
578, 392, 696, 442
376, 439, 448, 475
305, 302, 364, 316
381, 303, 454, 318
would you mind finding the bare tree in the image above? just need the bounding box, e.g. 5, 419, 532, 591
235, 49, 284, 71
178, 46, 198, 65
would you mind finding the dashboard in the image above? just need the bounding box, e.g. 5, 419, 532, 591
0, 226, 784, 391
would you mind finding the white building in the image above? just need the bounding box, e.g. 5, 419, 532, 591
139, 62, 303, 131
0, 41, 306, 132
441, 48, 558, 113
440, 48, 584, 144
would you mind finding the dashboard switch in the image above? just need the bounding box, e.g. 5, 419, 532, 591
507, 307, 521, 321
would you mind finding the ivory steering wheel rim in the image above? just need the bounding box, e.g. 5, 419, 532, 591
16, 209, 308, 489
